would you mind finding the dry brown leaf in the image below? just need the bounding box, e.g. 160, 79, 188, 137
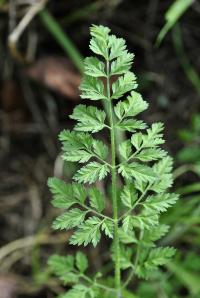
0, 275, 17, 298
27, 56, 81, 100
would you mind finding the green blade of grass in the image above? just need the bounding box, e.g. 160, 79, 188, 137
39, 9, 84, 73
167, 261, 200, 295
172, 24, 200, 96
177, 182, 200, 195
156, 0, 194, 46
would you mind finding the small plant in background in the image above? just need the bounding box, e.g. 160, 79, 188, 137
47, 25, 179, 298
173, 113, 200, 194
178, 113, 200, 166
136, 114, 200, 298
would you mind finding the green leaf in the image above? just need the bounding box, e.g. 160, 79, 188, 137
101, 219, 114, 238
118, 162, 157, 183
136, 246, 176, 279
120, 246, 133, 269
142, 123, 165, 148
114, 91, 148, 119
48, 254, 74, 276
119, 140, 132, 160
130, 212, 159, 230
62, 149, 93, 163
145, 247, 176, 269
121, 184, 138, 209
84, 57, 106, 77
91, 24, 110, 41
61, 284, 94, 298
131, 124, 165, 151
80, 76, 107, 101
74, 162, 110, 184
48, 177, 74, 209
119, 228, 137, 244
92, 139, 108, 160
108, 35, 126, 60
111, 72, 137, 99
141, 225, 169, 247
122, 215, 132, 232
70, 217, 102, 247
134, 179, 147, 193
143, 193, 179, 213
154, 156, 173, 175
60, 131, 94, 163
89, 25, 110, 59
150, 156, 173, 193
89, 187, 105, 212
72, 183, 87, 204
110, 51, 134, 75
59, 130, 93, 151
116, 119, 147, 132
52, 208, 87, 230
70, 104, 106, 133
135, 148, 167, 162
131, 132, 143, 150
76, 252, 88, 273
60, 272, 79, 284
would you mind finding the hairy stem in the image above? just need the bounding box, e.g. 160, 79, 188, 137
106, 60, 121, 296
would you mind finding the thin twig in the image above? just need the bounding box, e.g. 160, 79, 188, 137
8, 0, 48, 62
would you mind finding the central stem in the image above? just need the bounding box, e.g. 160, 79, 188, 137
106, 60, 121, 297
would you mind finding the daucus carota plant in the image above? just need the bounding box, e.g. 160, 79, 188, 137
48, 25, 179, 298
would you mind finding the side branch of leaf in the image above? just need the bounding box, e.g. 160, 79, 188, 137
116, 148, 141, 168
119, 183, 152, 221
79, 202, 114, 222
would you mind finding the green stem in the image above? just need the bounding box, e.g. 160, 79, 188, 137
106, 60, 121, 297
81, 204, 114, 222
79, 272, 116, 292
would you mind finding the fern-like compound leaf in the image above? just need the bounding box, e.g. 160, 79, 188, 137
48, 24, 179, 293
52, 208, 87, 230
70, 217, 102, 247
114, 91, 148, 119
48, 178, 74, 209
76, 252, 88, 273
70, 104, 106, 133
89, 187, 105, 212
111, 72, 137, 100
84, 57, 106, 77
73, 162, 110, 184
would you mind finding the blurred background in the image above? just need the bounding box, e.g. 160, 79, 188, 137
0, 0, 200, 297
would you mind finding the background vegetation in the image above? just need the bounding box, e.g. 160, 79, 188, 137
0, 0, 199, 297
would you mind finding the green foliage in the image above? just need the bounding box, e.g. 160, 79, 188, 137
136, 247, 176, 279
52, 208, 87, 230
178, 114, 200, 165
89, 187, 105, 212
70, 216, 102, 247
156, 0, 194, 46
114, 91, 148, 119
48, 25, 178, 297
70, 104, 106, 133
74, 162, 110, 184
76, 252, 88, 273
